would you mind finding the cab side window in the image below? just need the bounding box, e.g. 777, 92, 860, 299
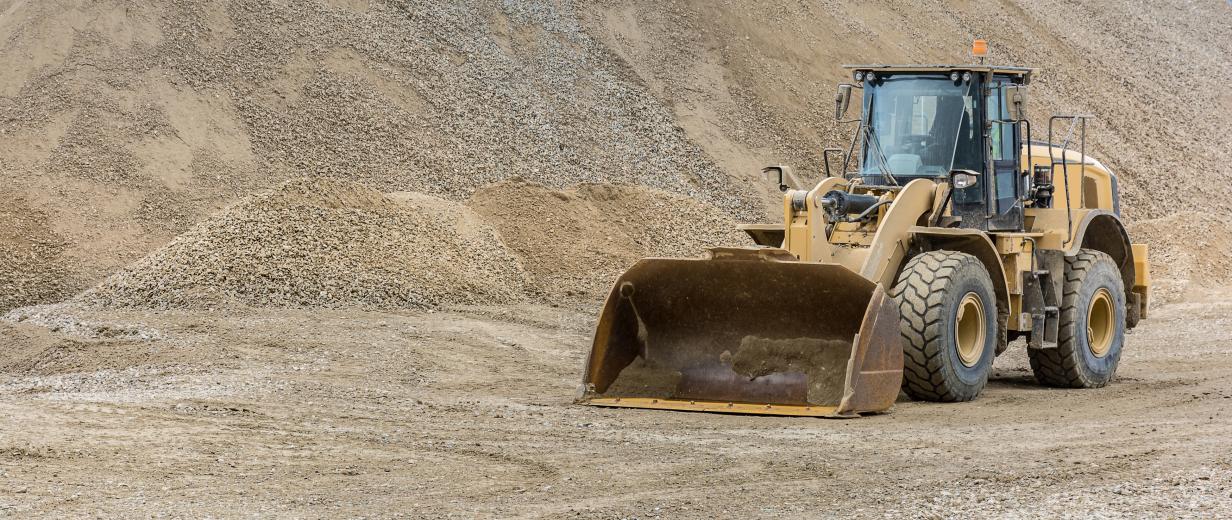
988, 79, 1021, 214
986, 86, 1015, 161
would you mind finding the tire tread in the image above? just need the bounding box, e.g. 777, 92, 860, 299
1028, 249, 1119, 388
889, 250, 992, 402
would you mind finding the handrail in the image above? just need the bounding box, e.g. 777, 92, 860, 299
1047, 115, 1093, 249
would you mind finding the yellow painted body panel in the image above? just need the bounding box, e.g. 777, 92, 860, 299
1132, 243, 1150, 318
993, 233, 1042, 331
1023, 144, 1117, 212
773, 141, 1150, 337
783, 178, 937, 289
1022, 144, 1116, 250
783, 176, 847, 262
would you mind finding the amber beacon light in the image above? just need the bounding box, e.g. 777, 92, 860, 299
972, 39, 988, 61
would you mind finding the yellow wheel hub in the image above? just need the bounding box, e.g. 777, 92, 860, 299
955, 292, 986, 367
1087, 288, 1115, 357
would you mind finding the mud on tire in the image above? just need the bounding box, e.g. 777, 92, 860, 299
890, 250, 998, 402
1029, 249, 1125, 388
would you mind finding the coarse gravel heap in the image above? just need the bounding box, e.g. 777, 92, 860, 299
470, 178, 751, 301
0, 190, 74, 312
78, 178, 530, 310
1128, 212, 1232, 305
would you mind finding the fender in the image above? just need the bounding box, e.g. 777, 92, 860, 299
1068, 210, 1135, 302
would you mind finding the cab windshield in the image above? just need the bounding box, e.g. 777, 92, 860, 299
859, 74, 982, 179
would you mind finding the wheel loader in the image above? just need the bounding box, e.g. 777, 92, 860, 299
577, 62, 1151, 417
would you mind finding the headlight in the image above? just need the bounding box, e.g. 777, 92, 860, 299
952, 172, 978, 189
866, 72, 876, 82
854, 70, 865, 82
962, 71, 972, 83
950, 71, 960, 82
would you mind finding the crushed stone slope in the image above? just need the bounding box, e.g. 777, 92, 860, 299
1, 0, 1230, 309
584, 1, 1232, 222
1128, 212, 1232, 304
469, 178, 750, 300
0, 189, 75, 310
78, 178, 530, 310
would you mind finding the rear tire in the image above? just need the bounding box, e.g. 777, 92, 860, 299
890, 251, 998, 402
1029, 249, 1125, 388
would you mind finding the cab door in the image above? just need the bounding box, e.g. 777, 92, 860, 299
985, 76, 1024, 231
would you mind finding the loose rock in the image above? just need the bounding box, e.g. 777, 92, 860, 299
77, 178, 530, 310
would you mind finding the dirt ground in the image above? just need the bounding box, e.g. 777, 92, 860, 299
1, 294, 1229, 518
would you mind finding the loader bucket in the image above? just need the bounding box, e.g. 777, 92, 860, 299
579, 248, 903, 417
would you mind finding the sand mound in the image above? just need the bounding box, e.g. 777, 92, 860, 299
1129, 212, 1232, 304
1, 191, 75, 312
3, 1, 1230, 309
78, 179, 529, 310
469, 178, 750, 300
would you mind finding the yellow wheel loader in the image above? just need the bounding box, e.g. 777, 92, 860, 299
578, 63, 1151, 417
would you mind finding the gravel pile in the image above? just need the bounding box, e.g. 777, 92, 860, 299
2, 0, 1230, 310
152, 0, 757, 214
469, 178, 750, 301
0, 0, 762, 310
78, 179, 529, 310
585, 1, 1232, 222
0, 190, 74, 312
1129, 212, 1232, 304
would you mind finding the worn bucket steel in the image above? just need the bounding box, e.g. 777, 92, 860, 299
578, 248, 903, 417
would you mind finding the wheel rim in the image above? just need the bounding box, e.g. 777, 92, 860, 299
955, 292, 986, 367
1087, 288, 1115, 357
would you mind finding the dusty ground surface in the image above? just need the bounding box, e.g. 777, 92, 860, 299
1, 296, 1229, 518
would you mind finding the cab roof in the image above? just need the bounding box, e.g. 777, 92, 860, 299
843, 64, 1035, 81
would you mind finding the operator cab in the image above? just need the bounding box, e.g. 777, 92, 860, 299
840, 64, 1034, 232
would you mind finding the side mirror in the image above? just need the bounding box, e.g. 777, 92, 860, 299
835, 84, 854, 121
1005, 84, 1028, 120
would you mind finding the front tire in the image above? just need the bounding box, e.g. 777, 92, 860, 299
890, 251, 998, 402
1029, 249, 1125, 388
